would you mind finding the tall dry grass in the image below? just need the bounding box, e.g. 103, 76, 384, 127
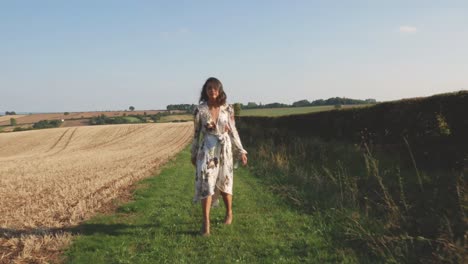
245, 137, 465, 263
0, 123, 192, 263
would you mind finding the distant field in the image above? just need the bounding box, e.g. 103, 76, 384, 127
0, 115, 26, 123
0, 124, 33, 132
240, 104, 367, 117
121, 116, 143, 123
0, 110, 164, 126
159, 114, 192, 122
0, 106, 368, 126
0, 123, 192, 263
0, 114, 193, 133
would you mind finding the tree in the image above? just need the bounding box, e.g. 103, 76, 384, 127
246, 102, 258, 108
264, 102, 288, 108
311, 99, 325, 106
129, 106, 135, 111
33, 120, 62, 129
10, 118, 16, 126
233, 103, 242, 116
292, 99, 310, 107
64, 112, 70, 115
166, 104, 196, 112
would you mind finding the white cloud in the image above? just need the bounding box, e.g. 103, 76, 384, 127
399, 25, 417, 33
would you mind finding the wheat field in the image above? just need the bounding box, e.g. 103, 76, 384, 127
0, 123, 193, 263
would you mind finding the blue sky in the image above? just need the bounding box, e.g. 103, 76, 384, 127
1, 1, 467, 112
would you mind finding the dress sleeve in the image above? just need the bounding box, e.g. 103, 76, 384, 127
227, 104, 248, 157
191, 106, 202, 161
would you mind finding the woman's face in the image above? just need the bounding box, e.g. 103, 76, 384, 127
205, 82, 220, 101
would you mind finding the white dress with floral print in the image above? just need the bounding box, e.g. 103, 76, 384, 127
191, 102, 248, 205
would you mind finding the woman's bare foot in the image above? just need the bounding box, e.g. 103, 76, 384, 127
201, 222, 210, 236
224, 212, 233, 225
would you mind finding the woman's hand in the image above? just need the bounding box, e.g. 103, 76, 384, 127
224, 124, 231, 134
241, 153, 248, 166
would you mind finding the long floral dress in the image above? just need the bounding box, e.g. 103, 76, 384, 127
191, 102, 248, 205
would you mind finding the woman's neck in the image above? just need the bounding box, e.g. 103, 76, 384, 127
207, 100, 218, 108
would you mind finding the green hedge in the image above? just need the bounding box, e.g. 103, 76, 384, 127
237, 91, 468, 170
236, 91, 467, 262
33, 120, 62, 129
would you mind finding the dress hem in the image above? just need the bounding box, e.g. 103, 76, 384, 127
192, 185, 233, 203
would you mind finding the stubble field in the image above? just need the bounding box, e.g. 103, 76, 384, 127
0, 122, 192, 263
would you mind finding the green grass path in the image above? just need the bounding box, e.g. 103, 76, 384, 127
64, 147, 357, 263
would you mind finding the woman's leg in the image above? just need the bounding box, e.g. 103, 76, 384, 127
220, 191, 233, 224
201, 195, 212, 235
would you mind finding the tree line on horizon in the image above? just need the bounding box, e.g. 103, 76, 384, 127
166, 97, 377, 112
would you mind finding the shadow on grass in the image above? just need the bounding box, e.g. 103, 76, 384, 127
174, 230, 200, 236
0, 222, 161, 239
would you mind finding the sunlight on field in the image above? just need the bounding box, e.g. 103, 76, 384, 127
159, 114, 192, 122
239, 105, 367, 117
0, 123, 192, 262
0, 115, 26, 123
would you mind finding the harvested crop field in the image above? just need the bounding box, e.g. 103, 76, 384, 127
0, 115, 26, 123
0, 123, 193, 263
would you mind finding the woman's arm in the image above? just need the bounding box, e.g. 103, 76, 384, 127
191, 106, 202, 165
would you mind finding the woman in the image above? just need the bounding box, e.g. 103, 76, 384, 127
191, 77, 248, 236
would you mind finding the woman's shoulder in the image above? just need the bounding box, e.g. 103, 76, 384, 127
222, 102, 233, 111
194, 101, 207, 111
193, 102, 209, 117
195, 102, 231, 112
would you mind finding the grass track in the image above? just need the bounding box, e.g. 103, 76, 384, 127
64, 147, 358, 263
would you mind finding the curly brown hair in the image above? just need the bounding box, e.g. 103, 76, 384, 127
199, 77, 227, 106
